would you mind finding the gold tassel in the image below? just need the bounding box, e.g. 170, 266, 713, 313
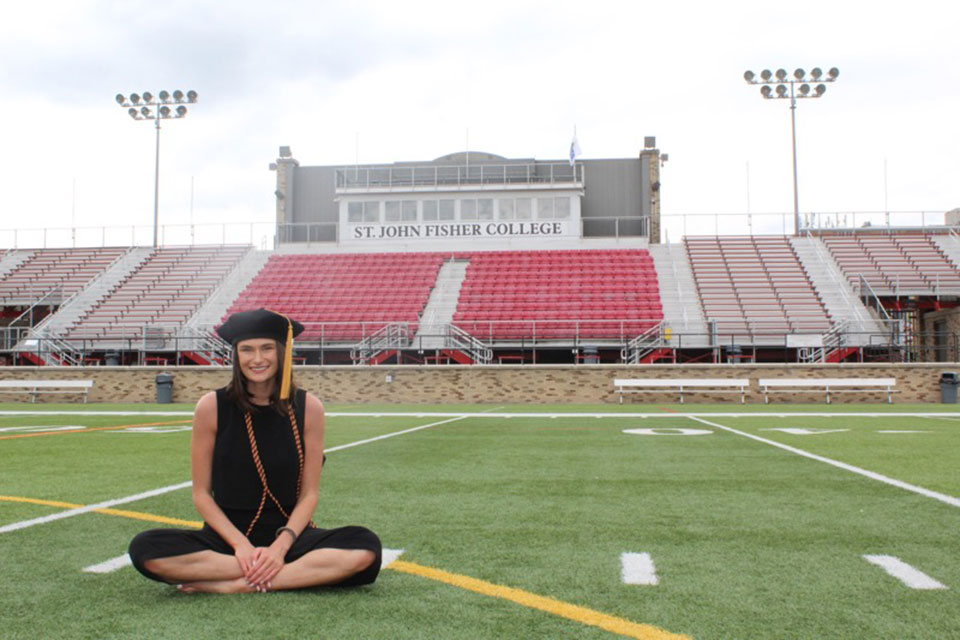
280, 318, 293, 400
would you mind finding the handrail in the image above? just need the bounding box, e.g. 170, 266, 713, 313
442, 324, 492, 364
802, 230, 869, 323
9, 287, 62, 328
857, 275, 893, 322
621, 322, 664, 365
350, 323, 411, 364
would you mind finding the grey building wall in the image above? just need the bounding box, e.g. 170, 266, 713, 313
278, 151, 654, 241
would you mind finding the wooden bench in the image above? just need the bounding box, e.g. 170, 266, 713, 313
758, 378, 897, 404
614, 378, 749, 404
0, 379, 95, 403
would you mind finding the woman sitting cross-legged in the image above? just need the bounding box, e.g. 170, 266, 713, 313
128, 308, 381, 593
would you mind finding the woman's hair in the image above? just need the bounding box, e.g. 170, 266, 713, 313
225, 339, 299, 414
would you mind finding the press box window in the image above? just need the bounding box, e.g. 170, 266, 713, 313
499, 197, 532, 220
423, 200, 456, 221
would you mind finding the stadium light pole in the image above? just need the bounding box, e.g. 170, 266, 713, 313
743, 67, 838, 234
115, 90, 198, 247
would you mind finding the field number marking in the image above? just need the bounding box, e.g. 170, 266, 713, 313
622, 428, 712, 436
760, 428, 848, 436
620, 552, 659, 586
862, 555, 947, 590
0, 425, 85, 433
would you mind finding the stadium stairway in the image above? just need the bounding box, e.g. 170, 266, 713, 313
930, 234, 960, 280
187, 249, 273, 332
647, 243, 710, 347
0, 250, 34, 281
26, 247, 153, 348
789, 236, 887, 344
414, 259, 470, 349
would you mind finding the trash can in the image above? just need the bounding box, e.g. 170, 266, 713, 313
155, 372, 174, 404
582, 347, 599, 364
105, 351, 120, 366
726, 344, 742, 363
939, 372, 958, 404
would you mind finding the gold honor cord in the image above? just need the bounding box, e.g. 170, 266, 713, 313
265, 308, 294, 400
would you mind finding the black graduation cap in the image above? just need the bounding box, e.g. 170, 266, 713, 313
216, 308, 304, 399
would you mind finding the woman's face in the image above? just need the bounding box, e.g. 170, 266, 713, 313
236, 338, 279, 384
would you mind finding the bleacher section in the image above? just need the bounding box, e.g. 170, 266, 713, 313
0, 248, 127, 305
821, 233, 960, 294
685, 236, 831, 339
226, 253, 445, 341
64, 245, 249, 342
452, 249, 662, 340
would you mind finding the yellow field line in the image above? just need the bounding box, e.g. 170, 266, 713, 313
390, 560, 689, 640
0, 495, 202, 527
0, 420, 191, 440
0, 495, 689, 639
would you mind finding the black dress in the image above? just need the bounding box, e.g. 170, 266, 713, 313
128, 388, 381, 587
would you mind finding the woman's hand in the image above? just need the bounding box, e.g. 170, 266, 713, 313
245, 545, 286, 591
234, 542, 259, 577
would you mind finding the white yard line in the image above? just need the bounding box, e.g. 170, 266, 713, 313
83, 554, 133, 574
381, 548, 405, 569
0, 482, 193, 534
2, 416, 468, 535
325, 415, 467, 453
862, 555, 947, 590
620, 552, 659, 586
689, 416, 960, 509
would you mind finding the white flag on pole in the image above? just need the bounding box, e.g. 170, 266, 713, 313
569, 129, 581, 167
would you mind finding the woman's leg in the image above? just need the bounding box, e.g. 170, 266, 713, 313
177, 547, 377, 594
267, 547, 378, 591
142, 550, 244, 584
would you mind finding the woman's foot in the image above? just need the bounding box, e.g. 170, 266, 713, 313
176, 578, 261, 594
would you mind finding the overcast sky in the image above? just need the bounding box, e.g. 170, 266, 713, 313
1, 0, 957, 246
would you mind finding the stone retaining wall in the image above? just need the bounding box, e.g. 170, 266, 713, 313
0, 363, 955, 404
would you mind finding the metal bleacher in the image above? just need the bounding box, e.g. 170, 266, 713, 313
685, 236, 832, 342
821, 233, 960, 295
0, 247, 127, 305
64, 245, 250, 344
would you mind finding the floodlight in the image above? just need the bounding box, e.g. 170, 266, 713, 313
742, 64, 839, 237
159, 105, 171, 117
115, 94, 126, 105
176, 105, 187, 117
130, 93, 141, 104
159, 90, 170, 102
173, 89, 184, 102
142, 91, 153, 103
186, 90, 198, 103
140, 106, 152, 117
128, 107, 138, 118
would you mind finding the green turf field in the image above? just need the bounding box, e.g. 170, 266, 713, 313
2, 403, 959, 639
